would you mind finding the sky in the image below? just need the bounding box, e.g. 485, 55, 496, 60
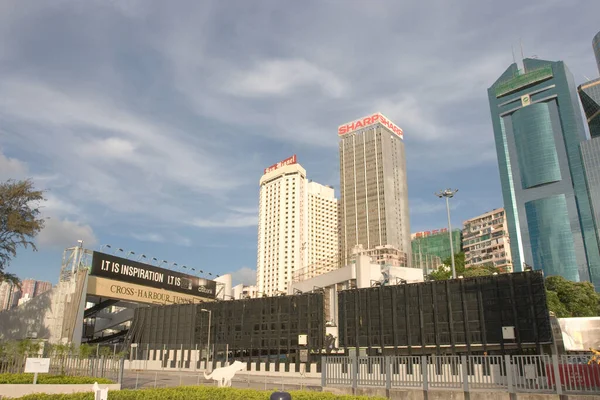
1, 0, 599, 286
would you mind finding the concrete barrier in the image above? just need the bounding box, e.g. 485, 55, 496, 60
0, 383, 121, 398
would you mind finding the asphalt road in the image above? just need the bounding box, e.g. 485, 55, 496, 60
122, 370, 322, 392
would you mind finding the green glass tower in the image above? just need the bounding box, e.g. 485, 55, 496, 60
488, 58, 600, 290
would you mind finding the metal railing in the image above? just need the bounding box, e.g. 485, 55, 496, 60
323, 354, 600, 395
0, 354, 124, 383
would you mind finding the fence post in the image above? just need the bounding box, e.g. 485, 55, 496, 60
352, 355, 358, 392
461, 355, 469, 398
421, 355, 428, 392
385, 356, 391, 392
118, 358, 125, 385
321, 356, 327, 387
504, 355, 514, 395
552, 354, 562, 395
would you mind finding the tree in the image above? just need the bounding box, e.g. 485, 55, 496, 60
0, 179, 46, 283
545, 275, 600, 317
427, 252, 502, 280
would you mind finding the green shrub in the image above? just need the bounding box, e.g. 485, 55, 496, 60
16, 386, 386, 399
0, 373, 113, 384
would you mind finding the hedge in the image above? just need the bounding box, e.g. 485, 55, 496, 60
16, 386, 386, 399
0, 373, 114, 384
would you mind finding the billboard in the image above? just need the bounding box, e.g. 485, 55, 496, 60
90, 252, 216, 300
263, 155, 297, 175
338, 112, 403, 139
558, 317, 600, 351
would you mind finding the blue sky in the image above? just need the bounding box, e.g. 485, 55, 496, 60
1, 0, 599, 286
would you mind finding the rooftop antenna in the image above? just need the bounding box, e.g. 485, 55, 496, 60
511, 44, 517, 65
583, 74, 592, 82
520, 38, 526, 73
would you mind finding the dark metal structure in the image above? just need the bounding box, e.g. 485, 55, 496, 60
126, 271, 552, 368
338, 270, 551, 355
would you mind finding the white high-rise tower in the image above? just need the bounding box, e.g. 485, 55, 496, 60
256, 155, 338, 296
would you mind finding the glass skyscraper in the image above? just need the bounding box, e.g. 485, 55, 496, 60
487, 58, 600, 290
594, 30, 600, 75
578, 78, 600, 139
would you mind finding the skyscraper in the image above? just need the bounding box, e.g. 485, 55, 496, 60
488, 58, 600, 289
337, 112, 411, 268
578, 78, 600, 139
256, 156, 338, 296
594, 30, 600, 75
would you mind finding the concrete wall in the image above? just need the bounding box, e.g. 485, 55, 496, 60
0, 383, 120, 398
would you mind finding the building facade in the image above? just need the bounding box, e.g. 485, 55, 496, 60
581, 137, 600, 255
594, 30, 600, 75
305, 181, 339, 278
462, 208, 513, 272
256, 156, 338, 297
338, 112, 411, 268
0, 281, 12, 311
578, 78, 600, 139
488, 58, 600, 289
411, 229, 462, 261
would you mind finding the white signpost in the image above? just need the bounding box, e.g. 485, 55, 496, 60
24, 358, 50, 384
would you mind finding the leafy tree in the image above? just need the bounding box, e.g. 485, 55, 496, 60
0, 179, 46, 283
427, 252, 502, 280
545, 275, 600, 317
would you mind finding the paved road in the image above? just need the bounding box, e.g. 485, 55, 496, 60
122, 370, 322, 392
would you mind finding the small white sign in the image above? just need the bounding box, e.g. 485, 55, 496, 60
298, 334, 308, 346
24, 358, 50, 374
502, 326, 516, 340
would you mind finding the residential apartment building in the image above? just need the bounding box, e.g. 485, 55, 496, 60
338, 112, 411, 268
256, 155, 338, 296
487, 58, 600, 289
462, 208, 513, 272
0, 281, 12, 311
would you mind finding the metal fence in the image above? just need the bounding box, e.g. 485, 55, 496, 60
323, 354, 600, 395
0, 355, 124, 383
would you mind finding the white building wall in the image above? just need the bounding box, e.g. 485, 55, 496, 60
257, 163, 308, 297
306, 182, 338, 277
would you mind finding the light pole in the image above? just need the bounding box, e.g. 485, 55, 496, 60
200, 308, 212, 369
435, 188, 458, 279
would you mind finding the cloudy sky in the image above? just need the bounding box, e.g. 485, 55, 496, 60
1, 0, 599, 286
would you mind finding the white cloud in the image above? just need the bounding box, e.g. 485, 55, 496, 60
224, 59, 346, 98
37, 217, 98, 249
130, 232, 192, 247
229, 267, 256, 286
0, 150, 28, 180
192, 215, 258, 228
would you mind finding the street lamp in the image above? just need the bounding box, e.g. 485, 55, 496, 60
200, 308, 212, 368
435, 188, 459, 279
125, 251, 135, 259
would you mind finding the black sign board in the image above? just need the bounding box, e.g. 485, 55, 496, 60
90, 251, 216, 299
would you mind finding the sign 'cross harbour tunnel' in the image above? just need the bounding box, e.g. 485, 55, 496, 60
90, 251, 216, 300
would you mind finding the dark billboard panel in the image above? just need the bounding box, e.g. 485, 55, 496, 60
90, 251, 216, 299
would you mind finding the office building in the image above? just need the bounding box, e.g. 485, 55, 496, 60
462, 208, 513, 272
581, 138, 600, 249
338, 112, 411, 268
488, 58, 600, 289
411, 229, 462, 261
256, 155, 338, 297
578, 78, 600, 139
594, 30, 600, 75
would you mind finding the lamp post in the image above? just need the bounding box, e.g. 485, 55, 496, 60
435, 188, 458, 279
200, 308, 212, 369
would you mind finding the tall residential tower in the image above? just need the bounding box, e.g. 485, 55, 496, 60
338, 112, 411, 267
488, 58, 600, 289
